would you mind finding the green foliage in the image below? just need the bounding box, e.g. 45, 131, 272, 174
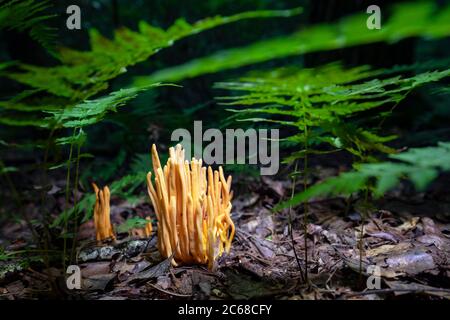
55, 128, 87, 146
130, 153, 152, 175
46, 85, 165, 129
136, 1, 450, 84
223, 163, 260, 178
0, 6, 302, 178
1, 85, 166, 129
0, 6, 302, 176
0, 0, 56, 52
276, 142, 450, 210
48, 153, 93, 171
216, 63, 450, 162
82, 150, 127, 183
52, 172, 145, 227
4, 7, 301, 101
117, 217, 151, 234
0, 163, 18, 174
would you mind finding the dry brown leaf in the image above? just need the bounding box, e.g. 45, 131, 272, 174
395, 217, 420, 233
366, 242, 412, 257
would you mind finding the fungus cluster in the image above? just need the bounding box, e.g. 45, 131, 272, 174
146, 144, 235, 269
92, 183, 152, 241
92, 183, 115, 241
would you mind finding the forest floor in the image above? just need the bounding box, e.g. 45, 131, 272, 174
1, 165, 450, 300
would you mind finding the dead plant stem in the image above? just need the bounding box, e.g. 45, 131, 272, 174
62, 128, 76, 271
288, 161, 305, 282
70, 135, 82, 263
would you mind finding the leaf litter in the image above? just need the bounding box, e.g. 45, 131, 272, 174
1, 173, 450, 300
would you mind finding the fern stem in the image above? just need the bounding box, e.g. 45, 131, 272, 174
62, 129, 76, 271
288, 161, 305, 282
70, 132, 82, 263
377, 89, 412, 129
303, 122, 309, 285
299, 95, 310, 285
358, 187, 369, 281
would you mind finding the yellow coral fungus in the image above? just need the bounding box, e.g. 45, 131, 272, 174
146, 144, 235, 269
92, 183, 115, 241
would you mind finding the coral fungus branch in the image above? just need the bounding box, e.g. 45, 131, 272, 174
92, 183, 115, 242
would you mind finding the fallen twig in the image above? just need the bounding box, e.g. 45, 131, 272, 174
343, 287, 450, 298
147, 282, 192, 297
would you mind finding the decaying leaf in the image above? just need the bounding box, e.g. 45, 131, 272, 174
395, 217, 420, 233
365, 242, 412, 257
82, 273, 116, 291
386, 251, 436, 275
125, 256, 172, 284
385, 280, 450, 299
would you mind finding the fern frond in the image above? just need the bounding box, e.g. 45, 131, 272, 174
55, 129, 87, 146
137, 1, 450, 84
0, 0, 56, 53
216, 63, 450, 161
45, 84, 164, 129
5, 8, 302, 100
217, 63, 450, 161
276, 142, 450, 210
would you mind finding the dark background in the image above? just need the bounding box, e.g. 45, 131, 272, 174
1, 0, 449, 181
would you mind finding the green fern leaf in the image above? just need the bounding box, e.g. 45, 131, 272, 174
275, 142, 450, 210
